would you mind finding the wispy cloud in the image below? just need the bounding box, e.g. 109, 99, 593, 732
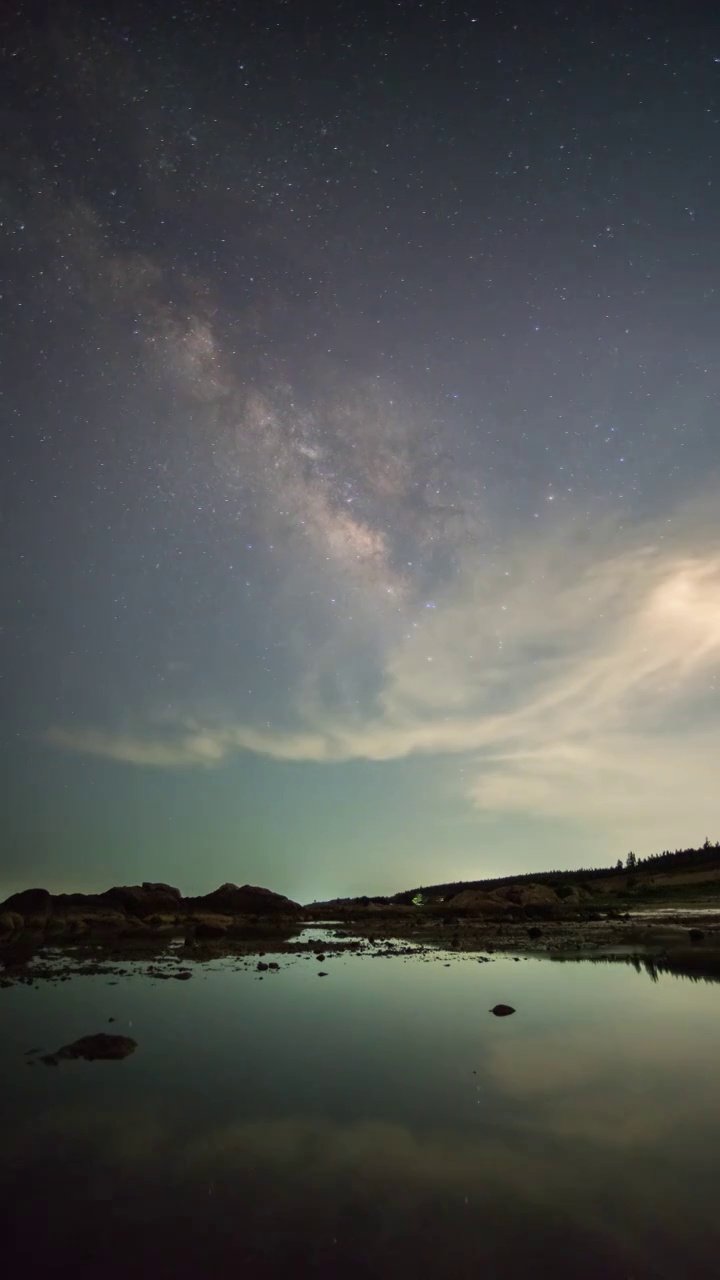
46, 501, 720, 848
37, 197, 720, 850
44, 726, 228, 768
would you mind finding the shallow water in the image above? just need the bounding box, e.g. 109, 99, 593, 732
2, 947, 719, 1278
630, 906, 720, 917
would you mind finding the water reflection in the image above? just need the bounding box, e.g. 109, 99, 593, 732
2, 952, 719, 1278
552, 948, 720, 985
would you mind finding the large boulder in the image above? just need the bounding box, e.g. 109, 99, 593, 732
495, 883, 558, 908
142, 882, 182, 901
1, 888, 52, 921
193, 919, 229, 939
99, 884, 183, 917
195, 883, 301, 916
556, 884, 582, 901
144, 913, 180, 930
0, 911, 24, 934
447, 890, 509, 917
519, 884, 559, 907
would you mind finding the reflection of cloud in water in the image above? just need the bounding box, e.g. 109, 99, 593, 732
6, 1102, 720, 1275
485, 1023, 720, 1148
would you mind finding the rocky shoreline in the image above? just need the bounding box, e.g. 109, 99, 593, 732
0, 881, 302, 940
2, 910, 720, 989
2, 879, 720, 988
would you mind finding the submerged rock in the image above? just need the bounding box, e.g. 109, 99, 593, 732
40, 1033, 137, 1066
490, 1004, 515, 1017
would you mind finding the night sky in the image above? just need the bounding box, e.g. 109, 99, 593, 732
3, 1, 719, 900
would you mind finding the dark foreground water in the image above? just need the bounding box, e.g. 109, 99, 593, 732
2, 945, 719, 1279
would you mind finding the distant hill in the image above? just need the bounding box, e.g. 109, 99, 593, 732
390, 840, 720, 905
305, 841, 720, 911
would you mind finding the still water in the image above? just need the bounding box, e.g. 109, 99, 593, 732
2, 946, 719, 1278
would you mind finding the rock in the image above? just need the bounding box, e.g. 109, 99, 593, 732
556, 884, 582, 901
173, 970, 192, 980
52, 910, 128, 937
64, 918, 89, 937
40, 1033, 137, 1066
316, 953, 326, 962
689, 928, 705, 942
447, 890, 509, 917
0, 937, 38, 967
145, 913, 178, 929
268, 962, 279, 970
317, 971, 328, 977
1, 888, 52, 920
194, 921, 228, 939
142, 882, 181, 901
490, 1004, 515, 1017
0, 911, 24, 934
505, 884, 558, 908
195, 883, 301, 916
100, 885, 182, 917
257, 961, 269, 972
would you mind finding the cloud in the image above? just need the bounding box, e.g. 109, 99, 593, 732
32, 183, 720, 851
45, 500, 720, 848
484, 1022, 705, 1147
9, 1098, 714, 1275
44, 726, 227, 768
0, 1101, 671, 1223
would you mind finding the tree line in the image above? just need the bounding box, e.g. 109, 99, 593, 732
392, 839, 720, 904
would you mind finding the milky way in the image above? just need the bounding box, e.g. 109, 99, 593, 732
3, 1, 720, 896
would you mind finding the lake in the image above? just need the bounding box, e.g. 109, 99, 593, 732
2, 942, 719, 1278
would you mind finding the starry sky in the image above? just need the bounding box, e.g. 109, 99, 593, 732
3, 0, 720, 901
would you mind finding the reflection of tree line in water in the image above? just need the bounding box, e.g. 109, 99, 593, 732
550, 952, 720, 985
